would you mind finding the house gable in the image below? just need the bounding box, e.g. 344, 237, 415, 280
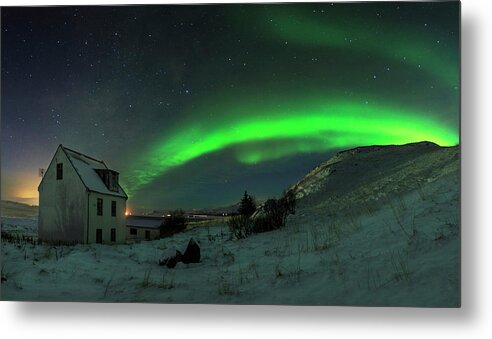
38, 145, 89, 243
38, 145, 74, 191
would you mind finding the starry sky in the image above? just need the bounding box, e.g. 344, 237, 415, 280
1, 2, 459, 210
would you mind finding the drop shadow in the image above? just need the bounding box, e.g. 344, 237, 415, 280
7, 5, 478, 327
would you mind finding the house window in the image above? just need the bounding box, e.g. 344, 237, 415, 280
95, 169, 119, 192
56, 163, 63, 180
109, 173, 119, 192
111, 201, 116, 217
145, 230, 150, 240
96, 229, 102, 244
111, 228, 116, 242
97, 198, 103, 216
130, 228, 137, 235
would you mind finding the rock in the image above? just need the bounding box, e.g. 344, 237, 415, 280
182, 238, 200, 264
159, 250, 183, 268
158, 238, 200, 268
161, 246, 178, 259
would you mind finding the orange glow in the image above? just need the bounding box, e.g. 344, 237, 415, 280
125, 210, 132, 216
12, 187, 39, 206
2, 170, 41, 206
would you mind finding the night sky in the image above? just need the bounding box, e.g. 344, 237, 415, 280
1, 2, 459, 211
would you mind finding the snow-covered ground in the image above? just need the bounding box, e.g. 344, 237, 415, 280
0, 144, 460, 306
1, 217, 38, 234
0, 180, 459, 305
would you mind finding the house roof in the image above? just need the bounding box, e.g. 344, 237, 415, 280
126, 216, 164, 229
62, 145, 128, 199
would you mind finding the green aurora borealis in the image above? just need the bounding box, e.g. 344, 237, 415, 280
123, 3, 460, 199
2, 3, 459, 209
127, 99, 458, 196
261, 8, 459, 86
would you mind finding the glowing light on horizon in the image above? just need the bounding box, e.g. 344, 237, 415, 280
3, 175, 41, 206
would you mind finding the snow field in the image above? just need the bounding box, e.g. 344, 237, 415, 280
1, 169, 459, 306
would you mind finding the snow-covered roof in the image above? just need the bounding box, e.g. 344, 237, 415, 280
126, 216, 164, 229
62, 146, 128, 199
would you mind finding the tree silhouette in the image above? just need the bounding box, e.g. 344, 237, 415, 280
237, 190, 256, 216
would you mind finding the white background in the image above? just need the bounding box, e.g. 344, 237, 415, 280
1, 0, 490, 338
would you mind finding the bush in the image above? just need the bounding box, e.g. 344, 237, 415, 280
257, 190, 296, 232
281, 190, 297, 216
228, 215, 253, 239
228, 190, 296, 239
160, 209, 187, 238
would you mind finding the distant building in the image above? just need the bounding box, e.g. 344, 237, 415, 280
38, 145, 128, 244
126, 216, 164, 241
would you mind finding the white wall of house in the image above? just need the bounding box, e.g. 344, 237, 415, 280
38, 147, 88, 243
87, 192, 126, 244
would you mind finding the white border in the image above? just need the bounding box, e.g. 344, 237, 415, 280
2, 0, 492, 338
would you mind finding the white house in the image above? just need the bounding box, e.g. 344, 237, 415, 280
38, 145, 128, 244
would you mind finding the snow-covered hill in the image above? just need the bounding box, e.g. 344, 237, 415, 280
291, 141, 458, 209
1, 142, 460, 306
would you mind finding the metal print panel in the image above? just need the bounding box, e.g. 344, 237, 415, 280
0, 1, 460, 306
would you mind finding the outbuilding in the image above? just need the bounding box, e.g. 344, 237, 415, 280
126, 215, 164, 241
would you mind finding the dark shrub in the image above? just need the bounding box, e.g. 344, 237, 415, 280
262, 198, 284, 230
228, 215, 254, 239
251, 215, 276, 233
282, 190, 297, 216
228, 190, 296, 239
160, 209, 187, 238
258, 190, 296, 232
